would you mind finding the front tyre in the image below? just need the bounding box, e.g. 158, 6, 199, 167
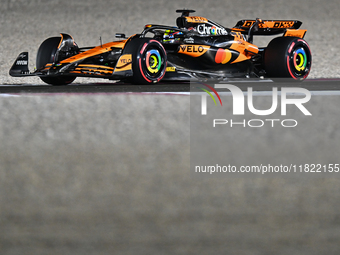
36, 37, 76, 85
127, 38, 167, 84
264, 37, 312, 81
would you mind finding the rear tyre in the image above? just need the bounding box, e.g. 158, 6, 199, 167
125, 38, 167, 84
36, 37, 76, 85
264, 37, 312, 81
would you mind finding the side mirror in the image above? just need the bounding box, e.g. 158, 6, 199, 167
115, 33, 126, 39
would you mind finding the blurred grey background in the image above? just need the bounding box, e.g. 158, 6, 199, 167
1, 0, 340, 254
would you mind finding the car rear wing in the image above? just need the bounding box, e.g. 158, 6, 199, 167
233, 19, 305, 36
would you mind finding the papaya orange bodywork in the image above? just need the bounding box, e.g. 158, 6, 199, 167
230, 33, 259, 64
60, 41, 126, 64
114, 54, 132, 72
284, 29, 307, 38
185, 16, 208, 23
78, 64, 114, 70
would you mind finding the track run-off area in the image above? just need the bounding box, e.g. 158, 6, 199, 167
0, 79, 340, 95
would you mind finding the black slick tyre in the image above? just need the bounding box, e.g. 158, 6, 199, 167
264, 37, 312, 81
36, 37, 76, 85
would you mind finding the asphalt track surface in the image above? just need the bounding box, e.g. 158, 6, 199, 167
1, 1, 340, 255
1, 79, 340, 94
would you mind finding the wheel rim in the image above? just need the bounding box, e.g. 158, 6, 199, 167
146, 49, 162, 74
140, 42, 166, 82
288, 42, 311, 79
293, 47, 308, 72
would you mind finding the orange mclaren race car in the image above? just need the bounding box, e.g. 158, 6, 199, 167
10, 10, 311, 85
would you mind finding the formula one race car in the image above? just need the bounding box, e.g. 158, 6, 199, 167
10, 9, 312, 85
